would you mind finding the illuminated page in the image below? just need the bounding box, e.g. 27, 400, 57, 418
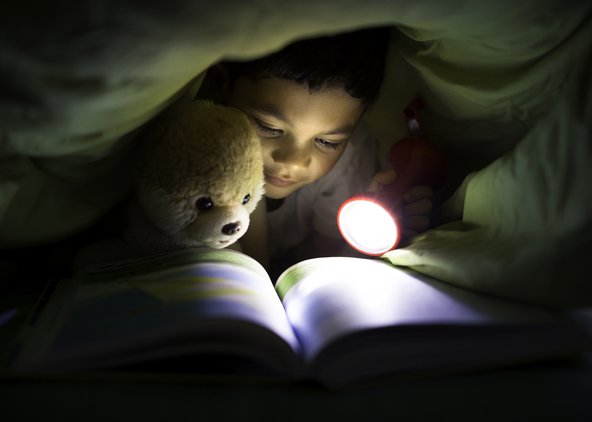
17, 248, 300, 374
276, 257, 562, 364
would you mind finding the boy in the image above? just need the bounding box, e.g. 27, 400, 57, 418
197, 27, 433, 276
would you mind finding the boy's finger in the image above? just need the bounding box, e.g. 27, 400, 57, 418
366, 169, 397, 193
403, 197, 432, 216
403, 185, 434, 202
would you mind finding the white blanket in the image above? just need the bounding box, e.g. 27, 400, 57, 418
1, 0, 590, 306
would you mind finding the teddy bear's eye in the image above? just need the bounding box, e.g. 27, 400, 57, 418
242, 194, 250, 205
196, 197, 214, 211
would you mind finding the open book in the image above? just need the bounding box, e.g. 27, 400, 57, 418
4, 248, 591, 388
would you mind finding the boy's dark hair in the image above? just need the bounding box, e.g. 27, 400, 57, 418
224, 26, 390, 107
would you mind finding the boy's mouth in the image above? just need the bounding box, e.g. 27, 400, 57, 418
265, 174, 296, 187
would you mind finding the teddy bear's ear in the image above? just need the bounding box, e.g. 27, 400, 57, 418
131, 100, 206, 179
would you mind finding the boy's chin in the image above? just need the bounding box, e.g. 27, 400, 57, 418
264, 186, 294, 200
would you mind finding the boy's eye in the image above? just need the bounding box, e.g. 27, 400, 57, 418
252, 118, 283, 137
315, 137, 341, 150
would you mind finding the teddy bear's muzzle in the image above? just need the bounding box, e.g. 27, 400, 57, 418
222, 221, 241, 236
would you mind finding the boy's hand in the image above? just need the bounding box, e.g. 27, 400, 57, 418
401, 185, 433, 238
367, 169, 434, 240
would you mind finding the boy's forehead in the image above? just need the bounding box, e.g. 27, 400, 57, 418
229, 77, 364, 127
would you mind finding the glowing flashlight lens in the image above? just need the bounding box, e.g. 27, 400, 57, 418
338, 199, 399, 255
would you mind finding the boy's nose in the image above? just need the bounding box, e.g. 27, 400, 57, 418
272, 141, 311, 169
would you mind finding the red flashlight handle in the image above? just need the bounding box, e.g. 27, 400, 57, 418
381, 137, 448, 201
378, 100, 447, 207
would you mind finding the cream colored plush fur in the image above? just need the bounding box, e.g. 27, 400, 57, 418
123, 100, 264, 254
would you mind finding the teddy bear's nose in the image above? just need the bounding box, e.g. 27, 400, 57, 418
222, 222, 241, 236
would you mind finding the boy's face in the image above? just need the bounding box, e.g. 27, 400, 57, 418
223, 77, 364, 199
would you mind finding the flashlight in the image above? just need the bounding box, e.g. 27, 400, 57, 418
337, 99, 447, 255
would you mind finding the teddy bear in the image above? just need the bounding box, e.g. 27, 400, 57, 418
123, 100, 265, 254
73, 100, 264, 268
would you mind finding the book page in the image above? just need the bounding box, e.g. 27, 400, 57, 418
13, 248, 300, 374
276, 257, 561, 363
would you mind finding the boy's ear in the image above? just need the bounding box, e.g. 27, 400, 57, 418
200, 64, 231, 103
